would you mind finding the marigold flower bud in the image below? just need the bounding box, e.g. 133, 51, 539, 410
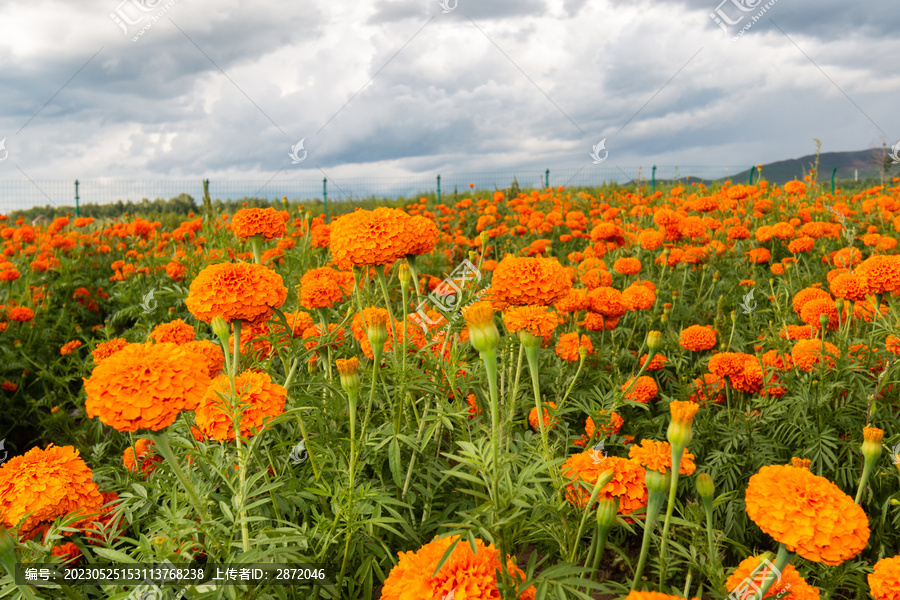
308, 355, 319, 374
336, 358, 360, 396
480, 231, 490, 247
596, 497, 619, 529
667, 400, 698, 448
578, 345, 588, 360
696, 472, 714, 501
211, 316, 229, 341
518, 330, 542, 349
398, 263, 411, 287
366, 312, 389, 349
647, 331, 663, 351
862, 426, 884, 462
645, 469, 670, 495
462, 301, 499, 354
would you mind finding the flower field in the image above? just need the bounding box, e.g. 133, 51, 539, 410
3, 175, 900, 600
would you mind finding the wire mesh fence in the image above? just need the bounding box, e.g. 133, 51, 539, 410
0, 164, 871, 213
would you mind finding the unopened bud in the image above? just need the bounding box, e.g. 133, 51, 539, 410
645, 469, 670, 495
647, 331, 662, 351
462, 302, 500, 354
596, 497, 619, 529
696, 472, 714, 501
336, 357, 360, 396
307, 355, 318, 374
518, 330, 542, 349
398, 263, 411, 287
211, 316, 229, 342
862, 426, 884, 462
819, 313, 829, 329
480, 231, 490, 247
366, 313, 389, 349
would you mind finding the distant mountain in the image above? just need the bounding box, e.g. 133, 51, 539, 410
729, 149, 895, 185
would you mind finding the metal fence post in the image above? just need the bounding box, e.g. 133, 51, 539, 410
831, 167, 837, 195
545, 169, 549, 188
436, 174, 441, 204
74, 180, 80, 218
748, 165, 756, 185
651, 166, 656, 193
322, 178, 328, 218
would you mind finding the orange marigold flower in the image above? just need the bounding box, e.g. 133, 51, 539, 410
149, 318, 195, 344
503, 305, 561, 339
679, 325, 717, 351
622, 284, 656, 311
0, 444, 104, 540
637, 229, 664, 250
791, 339, 840, 371
465, 393, 481, 419
746, 247, 772, 264
490, 256, 572, 306
869, 555, 900, 600
708, 352, 753, 377
50, 541, 82, 565
788, 236, 815, 253
629, 439, 696, 475
60, 340, 82, 356
639, 353, 667, 371
622, 376, 658, 403
562, 454, 647, 518
588, 286, 628, 317
84, 343, 212, 432
584, 410, 624, 439
783, 180, 807, 195
182, 340, 226, 378
8, 307, 35, 322
745, 464, 869, 565
670, 400, 699, 424
792, 287, 832, 315
855, 254, 900, 294
122, 439, 161, 475
772, 222, 796, 240
829, 272, 869, 301
186, 262, 287, 326
831, 246, 862, 269
726, 555, 820, 600
555, 288, 590, 313
405, 215, 440, 256
555, 332, 593, 362
298, 267, 353, 310
689, 373, 725, 404
529, 401, 557, 431
91, 338, 129, 364
613, 257, 642, 275
799, 297, 842, 330
329, 207, 414, 268
379, 535, 535, 600
230, 207, 288, 241
194, 370, 287, 441
887, 335, 900, 356
779, 324, 814, 340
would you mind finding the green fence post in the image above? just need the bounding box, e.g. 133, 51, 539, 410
436, 174, 441, 204
831, 167, 837, 195
545, 169, 550, 188
74, 180, 80, 218
322, 178, 328, 219
651, 165, 656, 193
749, 165, 756, 185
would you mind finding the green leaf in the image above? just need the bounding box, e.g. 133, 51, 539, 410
389, 437, 403, 488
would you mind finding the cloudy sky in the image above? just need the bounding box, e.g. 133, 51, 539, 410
0, 0, 897, 204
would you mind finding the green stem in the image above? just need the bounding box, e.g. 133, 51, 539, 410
630, 491, 665, 591
524, 344, 551, 462
482, 348, 501, 504
855, 460, 875, 504
250, 235, 262, 265
658, 443, 686, 590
